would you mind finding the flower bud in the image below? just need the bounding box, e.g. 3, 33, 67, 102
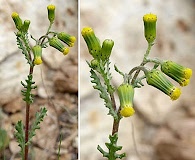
161, 61, 192, 87
49, 37, 69, 55
81, 27, 101, 59
146, 69, 181, 100
90, 59, 99, 69
16, 31, 22, 37
22, 20, 30, 33
101, 39, 114, 61
32, 45, 42, 65
11, 12, 23, 30
57, 32, 76, 47
47, 4, 55, 23
143, 13, 157, 43
117, 83, 135, 117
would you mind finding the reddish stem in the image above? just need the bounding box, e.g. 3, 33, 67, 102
24, 103, 30, 160
24, 66, 34, 160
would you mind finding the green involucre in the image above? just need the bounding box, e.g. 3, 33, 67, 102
101, 39, 114, 61
81, 27, 101, 59
161, 60, 192, 87
143, 13, 157, 43
146, 69, 181, 100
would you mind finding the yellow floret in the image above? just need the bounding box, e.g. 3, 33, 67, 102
11, 12, 19, 18
62, 47, 69, 55
47, 5, 55, 11
120, 106, 135, 117
70, 36, 76, 43
143, 13, 157, 22
184, 68, 192, 79
34, 57, 42, 65
170, 87, 181, 100
81, 27, 93, 36
180, 79, 190, 87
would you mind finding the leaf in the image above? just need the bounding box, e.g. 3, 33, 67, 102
16, 33, 32, 66
90, 69, 117, 119
27, 107, 47, 145
97, 133, 126, 160
15, 120, 25, 158
21, 74, 37, 104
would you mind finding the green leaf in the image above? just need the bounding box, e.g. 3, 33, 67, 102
90, 69, 118, 119
97, 133, 126, 160
21, 74, 37, 104
27, 107, 47, 145
15, 120, 25, 159
16, 32, 32, 66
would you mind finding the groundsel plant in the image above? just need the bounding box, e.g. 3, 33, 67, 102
82, 13, 192, 160
11, 4, 76, 160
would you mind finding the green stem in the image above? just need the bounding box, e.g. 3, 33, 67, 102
131, 42, 153, 84
40, 22, 53, 45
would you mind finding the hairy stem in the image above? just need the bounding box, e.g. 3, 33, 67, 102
24, 66, 34, 160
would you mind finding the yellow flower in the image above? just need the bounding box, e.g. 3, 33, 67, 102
34, 57, 42, 65
11, 12, 23, 30
146, 69, 181, 100
161, 61, 192, 87
62, 47, 69, 55
47, 4, 55, 23
143, 13, 157, 43
117, 83, 135, 117
81, 27, 101, 59
32, 45, 42, 65
120, 106, 135, 117
170, 87, 181, 100
57, 32, 76, 47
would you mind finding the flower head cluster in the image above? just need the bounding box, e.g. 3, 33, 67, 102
81, 27, 114, 62
11, 12, 30, 33
12, 4, 76, 66
49, 32, 76, 55
117, 83, 135, 117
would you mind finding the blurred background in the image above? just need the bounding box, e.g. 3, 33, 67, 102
0, 0, 78, 159
80, 0, 195, 160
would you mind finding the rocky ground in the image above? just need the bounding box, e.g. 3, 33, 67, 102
80, 0, 195, 160
0, 0, 78, 160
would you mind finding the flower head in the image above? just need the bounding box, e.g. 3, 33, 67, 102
49, 37, 69, 55
146, 69, 181, 100
32, 45, 42, 65
81, 27, 101, 59
161, 61, 192, 87
117, 83, 135, 117
22, 20, 30, 33
101, 39, 114, 61
90, 59, 99, 69
11, 12, 23, 30
143, 13, 157, 43
47, 4, 55, 23
57, 32, 76, 47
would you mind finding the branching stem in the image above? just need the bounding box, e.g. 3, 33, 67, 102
131, 43, 153, 84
